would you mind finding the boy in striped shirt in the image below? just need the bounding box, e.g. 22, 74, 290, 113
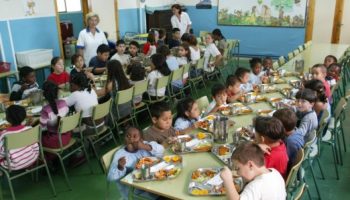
0, 105, 39, 170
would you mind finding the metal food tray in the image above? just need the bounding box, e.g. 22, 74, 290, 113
211, 144, 235, 166
197, 115, 216, 133
188, 167, 224, 196
171, 133, 213, 154
220, 104, 253, 116
132, 156, 183, 182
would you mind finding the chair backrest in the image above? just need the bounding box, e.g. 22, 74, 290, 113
115, 86, 134, 105
196, 96, 209, 112
170, 67, 184, 82
317, 110, 329, 138
293, 49, 300, 56
278, 56, 286, 66
133, 80, 148, 97
273, 61, 279, 69
304, 130, 317, 159
298, 45, 304, 52
156, 75, 170, 90
4, 125, 40, 150
285, 148, 305, 188
182, 63, 191, 77
196, 58, 205, 70
333, 97, 347, 122
288, 52, 294, 60
92, 98, 112, 120
101, 146, 122, 174
59, 111, 82, 134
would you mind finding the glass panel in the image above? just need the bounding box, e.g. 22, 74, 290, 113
57, 0, 66, 12
66, 0, 82, 12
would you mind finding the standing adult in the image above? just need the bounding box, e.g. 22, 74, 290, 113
171, 4, 192, 37
77, 12, 108, 64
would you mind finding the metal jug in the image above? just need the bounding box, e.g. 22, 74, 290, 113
213, 115, 229, 144
29, 90, 43, 105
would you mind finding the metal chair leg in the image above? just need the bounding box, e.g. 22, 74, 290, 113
316, 158, 325, 180
44, 161, 57, 196
57, 154, 72, 190
331, 143, 340, 180
309, 160, 321, 199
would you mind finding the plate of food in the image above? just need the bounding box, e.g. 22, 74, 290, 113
257, 109, 275, 117
235, 127, 255, 142
211, 144, 235, 165
197, 115, 216, 132
289, 79, 302, 88
268, 97, 282, 107
0, 120, 11, 131
135, 157, 160, 170
171, 132, 213, 154
26, 106, 42, 116
132, 161, 182, 182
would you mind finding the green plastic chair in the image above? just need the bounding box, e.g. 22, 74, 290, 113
293, 49, 300, 56
0, 125, 56, 200
143, 75, 170, 104
114, 87, 136, 140
205, 55, 222, 82
87, 98, 118, 165
43, 111, 93, 190
278, 56, 286, 66
181, 63, 193, 94
132, 80, 152, 126
286, 149, 308, 200
288, 52, 294, 60
188, 58, 207, 97
196, 96, 209, 114
168, 67, 185, 102
298, 45, 304, 52
273, 61, 279, 69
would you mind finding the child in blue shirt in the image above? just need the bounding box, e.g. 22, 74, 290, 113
108, 127, 164, 199
174, 98, 201, 132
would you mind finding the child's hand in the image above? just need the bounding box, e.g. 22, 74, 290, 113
118, 157, 126, 170
220, 166, 233, 183
258, 144, 271, 155
20, 84, 29, 91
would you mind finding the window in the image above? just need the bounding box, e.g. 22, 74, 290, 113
57, 0, 82, 12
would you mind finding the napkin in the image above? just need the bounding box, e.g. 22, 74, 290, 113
206, 173, 223, 186
185, 138, 200, 148
150, 161, 169, 173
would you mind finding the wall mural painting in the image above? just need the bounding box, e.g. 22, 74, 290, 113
218, 0, 307, 27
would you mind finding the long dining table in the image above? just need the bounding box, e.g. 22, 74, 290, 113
120, 43, 349, 200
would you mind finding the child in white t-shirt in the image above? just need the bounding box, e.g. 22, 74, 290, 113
203, 33, 222, 72
249, 58, 266, 85
221, 142, 286, 200
235, 67, 253, 93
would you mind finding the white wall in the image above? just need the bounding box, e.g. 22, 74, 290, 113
312, 0, 335, 43
0, 0, 56, 20
340, 0, 350, 44
90, 0, 117, 40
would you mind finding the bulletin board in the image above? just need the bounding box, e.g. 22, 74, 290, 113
218, 0, 307, 27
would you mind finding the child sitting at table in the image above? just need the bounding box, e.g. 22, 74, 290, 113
176, 42, 191, 66
129, 41, 140, 59
157, 29, 166, 46
10, 66, 39, 101
110, 39, 130, 69
70, 54, 94, 81
262, 57, 273, 73
249, 57, 265, 85
40, 81, 71, 149
0, 105, 39, 170
226, 75, 241, 103
235, 67, 253, 93
311, 64, 331, 102
144, 53, 171, 100
143, 102, 177, 145
324, 55, 337, 68
168, 28, 181, 49
326, 63, 341, 86
47, 57, 70, 89
174, 97, 200, 132
212, 28, 227, 55
108, 126, 164, 200
295, 89, 318, 145
89, 44, 110, 75
220, 142, 286, 200
273, 108, 304, 167
254, 116, 289, 178
206, 84, 228, 114
143, 32, 157, 56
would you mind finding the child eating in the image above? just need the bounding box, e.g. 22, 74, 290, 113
10, 66, 39, 101
311, 64, 331, 101
110, 39, 130, 70
226, 75, 241, 103
326, 63, 341, 86
89, 44, 110, 75
235, 67, 253, 93
249, 57, 264, 85
47, 57, 70, 89
323, 55, 337, 68
174, 98, 200, 132
206, 84, 228, 114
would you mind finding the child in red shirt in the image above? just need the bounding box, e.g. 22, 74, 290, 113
47, 57, 70, 88
311, 64, 331, 102
254, 116, 289, 178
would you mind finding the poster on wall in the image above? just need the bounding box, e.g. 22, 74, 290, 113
218, 0, 307, 27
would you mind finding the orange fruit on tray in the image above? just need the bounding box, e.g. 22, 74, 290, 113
197, 132, 206, 139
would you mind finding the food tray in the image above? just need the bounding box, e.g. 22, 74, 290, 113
197, 115, 216, 132
234, 127, 255, 142
0, 120, 10, 131
132, 156, 182, 182
26, 106, 43, 116
256, 109, 275, 117
268, 97, 283, 108
171, 133, 213, 154
211, 144, 235, 165
289, 79, 302, 88
270, 77, 286, 84
220, 103, 253, 116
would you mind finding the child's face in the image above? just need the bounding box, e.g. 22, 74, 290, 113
53, 59, 64, 74
240, 72, 250, 84
74, 56, 85, 70
214, 91, 228, 106
328, 66, 340, 79
205, 35, 213, 45
178, 46, 187, 57
173, 31, 181, 40
24, 72, 36, 85
311, 67, 326, 81
152, 111, 173, 130
116, 44, 126, 54
233, 160, 256, 182
324, 57, 335, 67
252, 63, 262, 75
228, 82, 241, 94
129, 45, 139, 56
296, 99, 314, 112
98, 52, 110, 62
125, 128, 142, 151
263, 59, 272, 69
186, 102, 200, 119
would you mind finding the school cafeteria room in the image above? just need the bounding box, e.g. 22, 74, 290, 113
0, 0, 349, 199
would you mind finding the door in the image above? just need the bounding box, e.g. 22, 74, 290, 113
339, 0, 350, 44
